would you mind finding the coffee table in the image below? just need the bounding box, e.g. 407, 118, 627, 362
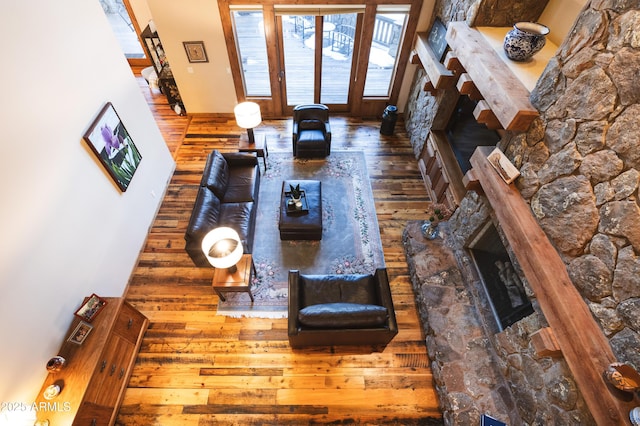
279, 180, 322, 240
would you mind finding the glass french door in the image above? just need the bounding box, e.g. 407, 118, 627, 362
100, 0, 146, 64
224, 4, 414, 116
279, 13, 357, 110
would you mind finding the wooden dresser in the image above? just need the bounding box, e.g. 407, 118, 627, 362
34, 297, 148, 426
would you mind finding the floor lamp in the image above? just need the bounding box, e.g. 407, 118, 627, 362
234, 101, 262, 144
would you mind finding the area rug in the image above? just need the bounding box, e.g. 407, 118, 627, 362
216, 151, 385, 317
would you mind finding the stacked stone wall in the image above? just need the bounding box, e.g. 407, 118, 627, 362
505, 1, 640, 369
404, 0, 640, 423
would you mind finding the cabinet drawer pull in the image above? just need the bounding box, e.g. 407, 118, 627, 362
119, 367, 125, 379
91, 420, 97, 426
110, 364, 116, 376
128, 318, 133, 329
100, 360, 107, 373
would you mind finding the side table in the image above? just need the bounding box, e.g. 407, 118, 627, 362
239, 133, 268, 170
212, 253, 255, 302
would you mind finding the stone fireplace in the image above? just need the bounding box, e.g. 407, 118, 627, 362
467, 222, 534, 331
403, 0, 640, 424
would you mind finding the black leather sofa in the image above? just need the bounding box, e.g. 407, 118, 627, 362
288, 268, 398, 348
184, 150, 260, 267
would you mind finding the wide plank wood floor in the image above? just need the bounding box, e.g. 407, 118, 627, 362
120, 66, 441, 425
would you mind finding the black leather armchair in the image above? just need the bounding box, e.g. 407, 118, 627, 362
288, 268, 398, 348
292, 104, 331, 157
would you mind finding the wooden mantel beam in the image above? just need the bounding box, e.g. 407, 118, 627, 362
446, 22, 538, 131
470, 146, 634, 425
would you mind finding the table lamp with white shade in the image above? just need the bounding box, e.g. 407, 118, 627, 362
234, 101, 262, 144
201, 227, 243, 273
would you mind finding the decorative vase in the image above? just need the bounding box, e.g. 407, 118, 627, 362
503, 22, 549, 61
421, 220, 439, 240
46, 356, 66, 372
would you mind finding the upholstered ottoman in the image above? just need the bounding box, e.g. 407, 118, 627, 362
279, 180, 322, 240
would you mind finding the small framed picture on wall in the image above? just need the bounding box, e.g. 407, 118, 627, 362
183, 41, 208, 63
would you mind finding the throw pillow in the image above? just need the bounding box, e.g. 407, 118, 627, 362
298, 303, 388, 328
201, 150, 229, 199
299, 119, 324, 131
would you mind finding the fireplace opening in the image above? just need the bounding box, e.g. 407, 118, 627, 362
469, 223, 534, 330
446, 96, 501, 174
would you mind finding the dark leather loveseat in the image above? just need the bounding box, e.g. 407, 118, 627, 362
184, 150, 260, 267
288, 268, 398, 348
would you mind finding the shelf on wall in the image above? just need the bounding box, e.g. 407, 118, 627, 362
476, 26, 559, 92
445, 22, 545, 131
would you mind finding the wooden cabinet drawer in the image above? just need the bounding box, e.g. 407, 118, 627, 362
74, 402, 114, 426
85, 335, 134, 407
113, 301, 145, 343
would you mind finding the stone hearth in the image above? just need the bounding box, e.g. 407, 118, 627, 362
403, 217, 597, 425
403, 221, 519, 424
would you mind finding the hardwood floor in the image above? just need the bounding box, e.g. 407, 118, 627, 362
120, 67, 441, 425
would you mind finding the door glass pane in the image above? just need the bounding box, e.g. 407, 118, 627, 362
232, 11, 271, 97
321, 14, 356, 104
363, 12, 408, 97
100, 0, 145, 59
282, 15, 315, 105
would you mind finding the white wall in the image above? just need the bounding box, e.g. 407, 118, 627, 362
129, 0, 154, 30
0, 2, 174, 423
147, 0, 238, 114
539, 0, 589, 46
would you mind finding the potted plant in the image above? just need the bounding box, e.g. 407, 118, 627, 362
289, 183, 302, 201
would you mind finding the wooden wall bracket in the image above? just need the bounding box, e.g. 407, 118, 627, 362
530, 327, 563, 357
414, 32, 456, 90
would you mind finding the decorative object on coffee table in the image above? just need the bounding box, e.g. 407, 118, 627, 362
201, 226, 244, 273
285, 183, 309, 213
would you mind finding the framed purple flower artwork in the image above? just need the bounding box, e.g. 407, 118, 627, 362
83, 102, 142, 191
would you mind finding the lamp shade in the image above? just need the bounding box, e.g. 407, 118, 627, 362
201, 227, 244, 269
234, 102, 262, 129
